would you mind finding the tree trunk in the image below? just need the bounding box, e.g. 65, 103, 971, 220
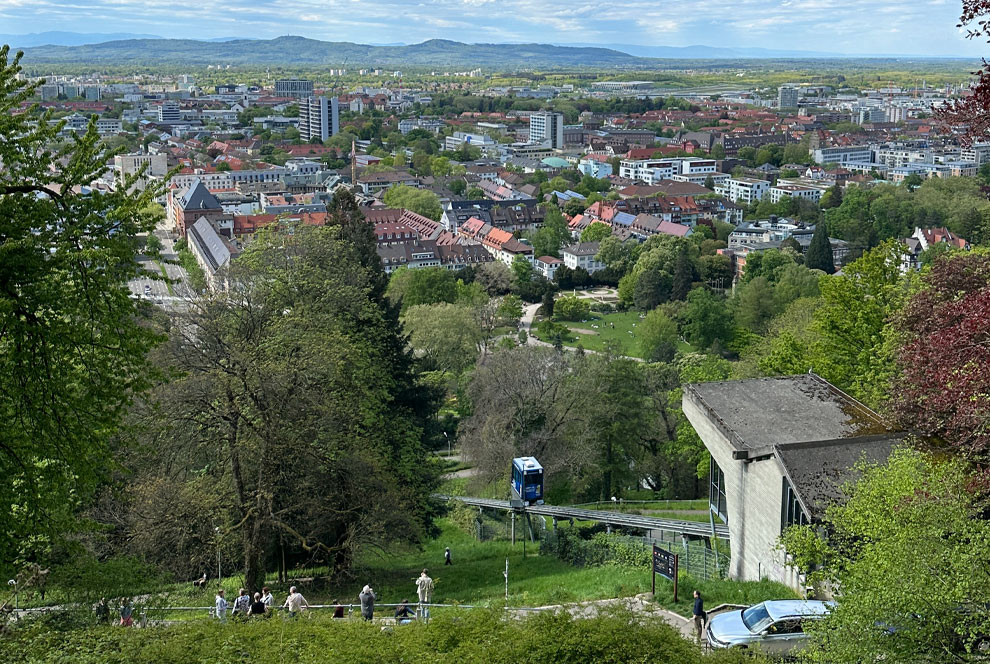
243, 512, 268, 592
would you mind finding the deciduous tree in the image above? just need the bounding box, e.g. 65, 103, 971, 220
893, 251, 990, 473
781, 448, 990, 663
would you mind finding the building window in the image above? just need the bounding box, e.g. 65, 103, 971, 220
781, 477, 808, 532
710, 457, 728, 524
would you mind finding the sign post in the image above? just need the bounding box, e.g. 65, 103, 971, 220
652, 546, 680, 602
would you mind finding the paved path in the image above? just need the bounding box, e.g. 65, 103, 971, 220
511, 593, 704, 646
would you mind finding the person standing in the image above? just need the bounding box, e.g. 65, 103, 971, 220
444, 547, 452, 566
215, 589, 228, 622
692, 590, 707, 644
261, 586, 274, 609
118, 598, 134, 627
249, 592, 267, 617
415, 569, 434, 620
359, 585, 376, 621
95, 597, 110, 624
231, 588, 251, 619
283, 586, 309, 618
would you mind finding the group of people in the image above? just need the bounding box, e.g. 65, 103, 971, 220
355, 568, 435, 624
95, 597, 134, 626
209, 555, 444, 624
215, 585, 294, 620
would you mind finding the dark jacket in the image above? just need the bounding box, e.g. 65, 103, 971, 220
693, 596, 704, 617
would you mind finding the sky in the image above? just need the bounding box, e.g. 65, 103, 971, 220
0, 0, 983, 57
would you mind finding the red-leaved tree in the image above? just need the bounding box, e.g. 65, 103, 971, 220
934, 1, 990, 144
894, 252, 990, 473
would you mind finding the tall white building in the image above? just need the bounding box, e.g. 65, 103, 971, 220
529, 111, 564, 149
299, 96, 340, 142
715, 177, 771, 204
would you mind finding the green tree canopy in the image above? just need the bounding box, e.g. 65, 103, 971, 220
781, 448, 990, 663
382, 185, 443, 221
387, 266, 460, 310
553, 295, 591, 322
805, 223, 835, 274
580, 222, 612, 243
137, 223, 442, 589
0, 48, 164, 572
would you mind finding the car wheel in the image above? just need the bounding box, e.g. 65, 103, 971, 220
975, 637, 990, 655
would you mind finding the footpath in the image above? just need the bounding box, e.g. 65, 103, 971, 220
510, 592, 705, 645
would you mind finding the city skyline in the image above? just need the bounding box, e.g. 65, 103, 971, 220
0, 0, 982, 58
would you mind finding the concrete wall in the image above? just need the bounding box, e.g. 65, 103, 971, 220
683, 395, 802, 590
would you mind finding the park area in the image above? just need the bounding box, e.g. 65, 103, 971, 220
1, 514, 792, 664
533, 310, 692, 359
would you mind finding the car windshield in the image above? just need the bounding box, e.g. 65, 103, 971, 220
742, 604, 774, 633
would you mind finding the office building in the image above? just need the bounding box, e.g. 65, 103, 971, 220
299, 96, 340, 142
529, 111, 564, 150
275, 79, 314, 99
158, 101, 181, 124
778, 86, 799, 109
715, 177, 771, 204
812, 145, 872, 165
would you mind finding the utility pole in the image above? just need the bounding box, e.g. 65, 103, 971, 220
504, 558, 509, 603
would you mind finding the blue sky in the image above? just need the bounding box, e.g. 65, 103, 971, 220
0, 0, 982, 56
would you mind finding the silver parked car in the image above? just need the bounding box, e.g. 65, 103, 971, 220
706, 600, 832, 656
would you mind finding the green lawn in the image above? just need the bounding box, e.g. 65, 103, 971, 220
534, 311, 693, 359
340, 520, 652, 608
654, 575, 799, 617
133, 519, 653, 614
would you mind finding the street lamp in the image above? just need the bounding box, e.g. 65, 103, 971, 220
442, 431, 450, 456
7, 579, 16, 611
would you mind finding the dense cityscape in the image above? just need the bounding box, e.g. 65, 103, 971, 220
1, 1, 989, 662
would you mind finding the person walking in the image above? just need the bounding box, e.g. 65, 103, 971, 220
415, 569, 434, 620
692, 590, 707, 644
261, 586, 274, 609
118, 598, 134, 627
283, 586, 309, 618
359, 585, 376, 621
215, 589, 228, 622
231, 588, 251, 619
444, 547, 452, 566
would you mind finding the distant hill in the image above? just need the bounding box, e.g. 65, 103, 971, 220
0, 31, 161, 48
603, 43, 843, 59
16, 36, 648, 67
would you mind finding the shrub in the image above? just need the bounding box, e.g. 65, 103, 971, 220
0, 608, 756, 663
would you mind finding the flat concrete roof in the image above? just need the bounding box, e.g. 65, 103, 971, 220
776, 434, 901, 520
683, 373, 891, 452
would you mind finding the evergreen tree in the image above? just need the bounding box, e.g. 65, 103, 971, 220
670, 248, 697, 301
0, 48, 165, 571
805, 223, 835, 274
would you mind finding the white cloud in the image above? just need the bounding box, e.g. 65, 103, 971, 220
0, 0, 981, 56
